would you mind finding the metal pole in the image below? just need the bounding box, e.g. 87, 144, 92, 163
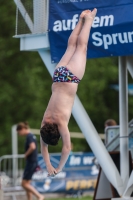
11, 125, 18, 186
127, 56, 133, 79
119, 56, 129, 189
12, 125, 18, 155
38, 49, 124, 195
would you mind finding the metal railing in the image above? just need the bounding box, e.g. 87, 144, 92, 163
14, 0, 49, 35
0, 153, 97, 199
0, 154, 25, 187
106, 129, 133, 152
0, 154, 25, 200
105, 119, 133, 155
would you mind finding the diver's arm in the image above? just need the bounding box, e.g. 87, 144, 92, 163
57, 125, 71, 172
40, 137, 57, 175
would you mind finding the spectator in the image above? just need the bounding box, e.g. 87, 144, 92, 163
104, 119, 117, 128
16, 122, 44, 200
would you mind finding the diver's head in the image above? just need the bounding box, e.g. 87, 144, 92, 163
40, 123, 60, 146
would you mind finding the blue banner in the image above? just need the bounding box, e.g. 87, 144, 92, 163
48, 0, 133, 63
31, 152, 98, 193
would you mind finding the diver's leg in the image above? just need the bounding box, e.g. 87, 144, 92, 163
55, 10, 89, 68
67, 9, 97, 80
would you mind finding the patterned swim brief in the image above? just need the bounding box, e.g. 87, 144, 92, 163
53, 66, 80, 83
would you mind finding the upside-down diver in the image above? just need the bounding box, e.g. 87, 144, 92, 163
40, 9, 97, 177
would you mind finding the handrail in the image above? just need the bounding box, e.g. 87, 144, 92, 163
106, 127, 133, 151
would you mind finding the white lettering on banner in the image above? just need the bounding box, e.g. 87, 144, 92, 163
32, 171, 66, 180
53, 14, 114, 32
92, 15, 114, 27
69, 156, 81, 165
83, 156, 93, 165
53, 14, 79, 31
92, 31, 133, 49
52, 13, 133, 51
91, 165, 99, 175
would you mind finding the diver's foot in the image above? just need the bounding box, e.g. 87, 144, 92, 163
80, 10, 90, 19
84, 8, 97, 21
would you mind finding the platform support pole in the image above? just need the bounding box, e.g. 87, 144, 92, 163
119, 56, 129, 190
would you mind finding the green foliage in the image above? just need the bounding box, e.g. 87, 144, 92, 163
0, 1, 133, 156
78, 57, 119, 132
48, 196, 93, 200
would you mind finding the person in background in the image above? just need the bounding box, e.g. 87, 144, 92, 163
93, 119, 117, 167
104, 119, 117, 128
16, 122, 44, 200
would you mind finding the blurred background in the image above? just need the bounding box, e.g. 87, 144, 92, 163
1, 1, 133, 200
1, 1, 133, 156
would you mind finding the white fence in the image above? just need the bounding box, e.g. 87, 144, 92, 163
0, 154, 25, 200
0, 153, 97, 199
14, 0, 49, 35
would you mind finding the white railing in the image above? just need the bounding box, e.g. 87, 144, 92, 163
0, 154, 25, 188
14, 0, 49, 35
0, 154, 25, 200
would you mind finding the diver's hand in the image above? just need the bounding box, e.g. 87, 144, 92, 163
56, 167, 62, 174
47, 164, 57, 177
48, 168, 62, 177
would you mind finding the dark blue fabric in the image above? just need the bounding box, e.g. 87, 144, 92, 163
48, 0, 133, 62
25, 133, 38, 162
23, 161, 38, 180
